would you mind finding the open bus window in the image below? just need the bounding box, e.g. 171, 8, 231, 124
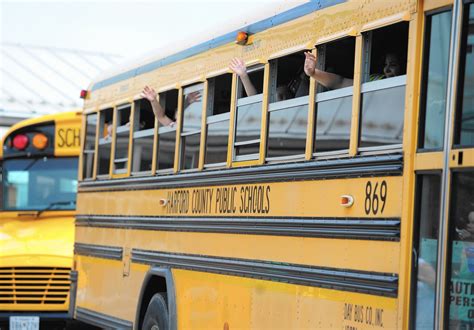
132, 99, 155, 174
205, 73, 232, 166
447, 172, 474, 328
419, 10, 452, 150
359, 22, 409, 149
267, 51, 309, 159
234, 65, 264, 160
314, 38, 355, 154
156, 89, 178, 172
97, 108, 113, 176
113, 104, 131, 174
454, 3, 474, 147
180, 83, 204, 170
82, 113, 97, 179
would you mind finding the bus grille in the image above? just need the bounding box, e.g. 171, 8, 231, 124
0, 267, 71, 305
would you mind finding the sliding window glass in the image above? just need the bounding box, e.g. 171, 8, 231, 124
446, 171, 474, 329
234, 65, 264, 160
267, 51, 309, 159
132, 99, 155, 174
411, 174, 441, 329
82, 113, 97, 179
112, 104, 131, 174
156, 89, 178, 172
180, 83, 203, 170
314, 38, 355, 154
97, 108, 113, 177
205, 74, 232, 166
359, 22, 408, 149
454, 3, 474, 147
419, 10, 452, 150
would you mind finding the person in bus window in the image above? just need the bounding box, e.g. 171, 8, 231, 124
303, 51, 404, 90
141, 86, 201, 127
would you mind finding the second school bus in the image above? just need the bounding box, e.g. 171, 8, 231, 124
74, 0, 474, 329
0, 112, 81, 328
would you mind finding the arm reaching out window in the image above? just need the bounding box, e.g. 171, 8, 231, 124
304, 52, 353, 90
229, 57, 257, 97
141, 86, 175, 127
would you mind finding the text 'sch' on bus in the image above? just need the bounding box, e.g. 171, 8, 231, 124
0, 112, 82, 329
73, 0, 474, 329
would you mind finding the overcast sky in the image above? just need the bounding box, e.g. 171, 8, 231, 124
1, 0, 280, 61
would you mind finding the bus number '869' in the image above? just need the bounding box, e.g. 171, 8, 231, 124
364, 180, 387, 215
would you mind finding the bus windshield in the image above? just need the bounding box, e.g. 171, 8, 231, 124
3, 157, 78, 211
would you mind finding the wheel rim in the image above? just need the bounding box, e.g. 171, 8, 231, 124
151, 325, 159, 330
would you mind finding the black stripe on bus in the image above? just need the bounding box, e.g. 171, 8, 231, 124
75, 215, 401, 241
75, 307, 133, 330
131, 249, 398, 298
78, 154, 403, 192
74, 243, 123, 260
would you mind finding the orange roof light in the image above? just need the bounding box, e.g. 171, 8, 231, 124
236, 31, 249, 45
32, 133, 48, 150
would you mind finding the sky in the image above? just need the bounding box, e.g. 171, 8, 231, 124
1, 0, 281, 61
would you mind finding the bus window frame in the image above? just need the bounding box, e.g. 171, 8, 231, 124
111, 102, 133, 177
96, 107, 114, 179
179, 82, 205, 172
155, 88, 179, 175
80, 111, 99, 181
203, 76, 232, 169
265, 52, 310, 162
131, 98, 157, 177
357, 23, 409, 153
232, 63, 267, 164
310, 36, 357, 158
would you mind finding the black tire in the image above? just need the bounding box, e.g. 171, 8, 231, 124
142, 293, 169, 330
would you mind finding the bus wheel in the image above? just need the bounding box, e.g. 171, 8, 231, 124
142, 293, 169, 330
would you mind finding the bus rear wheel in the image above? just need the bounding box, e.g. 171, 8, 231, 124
142, 293, 169, 330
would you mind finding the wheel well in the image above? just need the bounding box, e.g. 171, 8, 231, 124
138, 275, 167, 329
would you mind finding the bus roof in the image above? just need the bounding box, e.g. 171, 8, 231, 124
90, 0, 344, 92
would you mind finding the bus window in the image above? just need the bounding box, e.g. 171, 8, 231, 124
234, 65, 264, 160
266, 52, 308, 159
132, 99, 155, 174
447, 172, 474, 328
314, 38, 355, 154
97, 108, 113, 176
411, 174, 441, 329
359, 22, 408, 149
180, 83, 204, 170
113, 104, 131, 174
82, 113, 97, 179
419, 10, 452, 150
454, 3, 474, 147
156, 89, 178, 172
205, 73, 232, 166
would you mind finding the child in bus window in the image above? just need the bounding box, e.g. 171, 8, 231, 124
141, 86, 201, 128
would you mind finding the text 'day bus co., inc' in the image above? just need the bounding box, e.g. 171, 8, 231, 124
74, 0, 474, 328
0, 111, 81, 329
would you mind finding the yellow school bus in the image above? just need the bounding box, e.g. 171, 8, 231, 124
74, 0, 474, 328
0, 111, 81, 328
